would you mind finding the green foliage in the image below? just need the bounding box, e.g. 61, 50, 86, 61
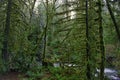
24, 66, 43, 80
0, 0, 120, 80
47, 67, 82, 80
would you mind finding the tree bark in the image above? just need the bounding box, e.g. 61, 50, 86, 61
106, 0, 120, 41
29, 0, 36, 22
2, 0, 12, 69
42, 0, 49, 66
85, 0, 91, 80
98, 0, 105, 80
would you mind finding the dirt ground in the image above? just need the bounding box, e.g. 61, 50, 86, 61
0, 71, 51, 80
0, 72, 23, 80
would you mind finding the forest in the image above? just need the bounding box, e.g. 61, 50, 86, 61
0, 0, 120, 80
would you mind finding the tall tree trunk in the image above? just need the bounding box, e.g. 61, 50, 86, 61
2, 0, 12, 69
85, 0, 91, 80
106, 0, 120, 41
42, 0, 49, 66
98, 0, 105, 80
29, 0, 36, 22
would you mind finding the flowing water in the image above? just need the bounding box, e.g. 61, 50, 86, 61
53, 63, 120, 80
96, 68, 120, 80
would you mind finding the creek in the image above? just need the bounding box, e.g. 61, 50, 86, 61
96, 68, 120, 80
53, 63, 120, 80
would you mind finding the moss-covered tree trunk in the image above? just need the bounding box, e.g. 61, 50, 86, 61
42, 0, 49, 66
29, 0, 36, 22
85, 0, 91, 80
98, 0, 105, 80
2, 0, 12, 70
106, 0, 120, 41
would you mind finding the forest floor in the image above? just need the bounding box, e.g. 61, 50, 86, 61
0, 71, 51, 80
0, 72, 25, 80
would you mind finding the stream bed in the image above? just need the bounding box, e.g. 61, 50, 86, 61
53, 63, 120, 80
96, 68, 120, 80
